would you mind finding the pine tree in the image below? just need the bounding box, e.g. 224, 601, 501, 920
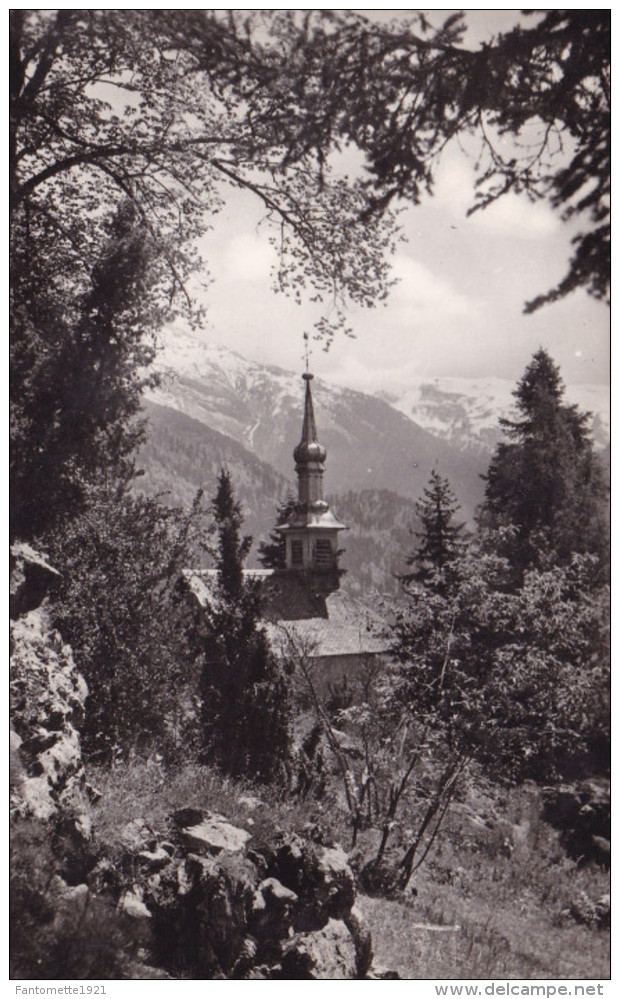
479, 349, 608, 577
257, 494, 297, 569
402, 470, 467, 593
201, 470, 291, 782
212, 469, 253, 601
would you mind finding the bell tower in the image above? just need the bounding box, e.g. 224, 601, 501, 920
277, 372, 346, 586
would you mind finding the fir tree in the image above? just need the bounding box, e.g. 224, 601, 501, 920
402, 470, 467, 593
257, 494, 297, 569
479, 349, 608, 577
201, 470, 291, 782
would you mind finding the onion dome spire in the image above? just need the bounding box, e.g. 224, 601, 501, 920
276, 370, 346, 579
294, 373, 327, 466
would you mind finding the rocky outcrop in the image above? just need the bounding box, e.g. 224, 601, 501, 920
9, 545, 395, 980
10, 542, 61, 618
107, 807, 390, 979
542, 779, 610, 864
10, 546, 91, 846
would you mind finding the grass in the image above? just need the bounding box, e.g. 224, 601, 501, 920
358, 781, 610, 980
86, 757, 610, 981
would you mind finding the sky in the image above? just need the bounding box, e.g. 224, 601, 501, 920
182, 9, 609, 395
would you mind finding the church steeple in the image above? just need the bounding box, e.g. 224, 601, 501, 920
294, 373, 327, 507
277, 372, 346, 579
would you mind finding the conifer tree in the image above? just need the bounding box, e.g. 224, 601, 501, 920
201, 470, 291, 782
479, 349, 608, 577
402, 470, 467, 593
257, 494, 297, 569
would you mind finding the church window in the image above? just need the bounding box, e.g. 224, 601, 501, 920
291, 540, 303, 566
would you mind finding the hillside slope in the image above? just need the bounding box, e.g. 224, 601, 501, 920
148, 329, 487, 520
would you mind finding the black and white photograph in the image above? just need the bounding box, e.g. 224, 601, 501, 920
9, 9, 610, 984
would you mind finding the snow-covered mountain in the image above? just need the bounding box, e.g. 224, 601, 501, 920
377, 376, 610, 455
147, 325, 609, 523
147, 325, 487, 519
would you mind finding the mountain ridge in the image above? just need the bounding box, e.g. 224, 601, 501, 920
148, 327, 488, 520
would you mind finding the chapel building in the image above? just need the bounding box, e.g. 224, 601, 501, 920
186, 370, 390, 698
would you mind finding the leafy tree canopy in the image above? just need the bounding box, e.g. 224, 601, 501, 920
47, 484, 211, 762
11, 9, 609, 334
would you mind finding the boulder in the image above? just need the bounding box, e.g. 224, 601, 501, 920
265, 833, 356, 931
172, 806, 206, 828
250, 877, 298, 943
137, 847, 174, 873
345, 904, 373, 978
365, 964, 402, 980
119, 818, 157, 853
120, 887, 152, 921
279, 918, 357, 979
181, 813, 252, 856
10, 542, 61, 619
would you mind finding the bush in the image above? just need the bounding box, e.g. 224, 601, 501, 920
10, 819, 141, 980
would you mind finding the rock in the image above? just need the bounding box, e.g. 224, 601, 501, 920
120, 887, 152, 921
266, 834, 355, 931
146, 851, 261, 978
279, 919, 357, 979
591, 835, 611, 867
137, 847, 173, 872
345, 904, 373, 978
365, 964, 402, 980
16, 774, 56, 821
10, 599, 90, 842
124, 960, 172, 980
85, 782, 103, 804
172, 806, 205, 828
119, 818, 156, 853
542, 779, 610, 862
594, 893, 610, 928
181, 813, 251, 856
86, 858, 119, 895
250, 878, 298, 942
10, 542, 61, 619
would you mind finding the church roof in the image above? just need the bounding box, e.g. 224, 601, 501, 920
183, 569, 390, 659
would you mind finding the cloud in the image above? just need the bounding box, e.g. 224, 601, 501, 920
219, 233, 276, 282
389, 254, 481, 324
435, 151, 559, 240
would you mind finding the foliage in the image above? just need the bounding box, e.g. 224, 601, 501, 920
10, 819, 140, 980
307, 9, 609, 310
47, 484, 210, 763
257, 494, 297, 569
479, 350, 609, 578
200, 470, 292, 783
401, 470, 468, 593
10, 10, 608, 344
9, 10, 401, 347
10, 200, 165, 540
391, 546, 609, 784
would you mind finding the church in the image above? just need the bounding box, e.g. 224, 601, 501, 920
185, 370, 390, 698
